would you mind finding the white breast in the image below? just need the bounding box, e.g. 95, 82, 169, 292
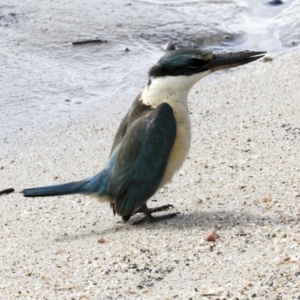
159, 103, 191, 188
140, 74, 207, 189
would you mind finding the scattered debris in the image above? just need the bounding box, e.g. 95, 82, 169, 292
267, 0, 283, 6
98, 237, 106, 244
0, 188, 15, 195
263, 55, 273, 62
205, 230, 219, 242
263, 196, 271, 203
164, 42, 176, 51
72, 39, 108, 46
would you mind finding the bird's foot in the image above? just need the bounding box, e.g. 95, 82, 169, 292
132, 213, 177, 225
132, 204, 177, 225
133, 204, 174, 215
148, 204, 174, 213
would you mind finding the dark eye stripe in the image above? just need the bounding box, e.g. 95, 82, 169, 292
189, 59, 206, 69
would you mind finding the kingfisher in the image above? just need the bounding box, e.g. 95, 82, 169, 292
22, 48, 265, 224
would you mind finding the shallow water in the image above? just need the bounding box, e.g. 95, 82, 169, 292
0, 0, 299, 158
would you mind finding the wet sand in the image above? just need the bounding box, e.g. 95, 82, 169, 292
1, 0, 300, 159
1, 49, 300, 299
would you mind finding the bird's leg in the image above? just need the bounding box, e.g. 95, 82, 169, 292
133, 204, 174, 215
147, 204, 174, 213
121, 204, 174, 223
132, 204, 177, 225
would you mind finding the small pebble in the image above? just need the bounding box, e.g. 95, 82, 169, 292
263, 56, 273, 62
164, 42, 176, 51
268, 0, 283, 5
97, 237, 106, 244
205, 230, 219, 242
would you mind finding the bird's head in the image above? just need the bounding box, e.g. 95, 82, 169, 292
142, 48, 265, 107
149, 48, 265, 78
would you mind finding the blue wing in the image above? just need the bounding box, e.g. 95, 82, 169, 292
107, 102, 176, 217
22, 101, 176, 219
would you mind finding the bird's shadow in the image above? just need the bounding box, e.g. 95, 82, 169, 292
54, 210, 294, 243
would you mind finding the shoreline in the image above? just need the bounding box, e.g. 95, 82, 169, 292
2, 0, 300, 161
1, 50, 300, 298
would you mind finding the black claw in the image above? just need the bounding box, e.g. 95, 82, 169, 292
148, 204, 174, 213
132, 212, 177, 225
130, 203, 177, 225
122, 215, 131, 223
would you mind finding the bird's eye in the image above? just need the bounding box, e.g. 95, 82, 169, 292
189, 59, 201, 68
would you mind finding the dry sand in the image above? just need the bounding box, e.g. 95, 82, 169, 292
1, 50, 300, 299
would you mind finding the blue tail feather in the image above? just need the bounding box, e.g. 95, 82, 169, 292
22, 181, 86, 197
22, 151, 116, 198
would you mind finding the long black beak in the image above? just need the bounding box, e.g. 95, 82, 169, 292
202, 50, 266, 72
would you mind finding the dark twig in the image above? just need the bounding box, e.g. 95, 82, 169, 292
72, 39, 108, 46
0, 188, 15, 195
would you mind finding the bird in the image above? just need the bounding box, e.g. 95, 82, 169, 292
22, 48, 265, 224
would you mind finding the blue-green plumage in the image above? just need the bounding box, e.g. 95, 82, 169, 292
22, 48, 265, 224
109, 102, 176, 217
23, 102, 176, 221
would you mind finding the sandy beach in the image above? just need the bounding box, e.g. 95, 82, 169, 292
1, 49, 300, 299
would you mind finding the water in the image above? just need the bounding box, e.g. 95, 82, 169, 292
0, 0, 299, 158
